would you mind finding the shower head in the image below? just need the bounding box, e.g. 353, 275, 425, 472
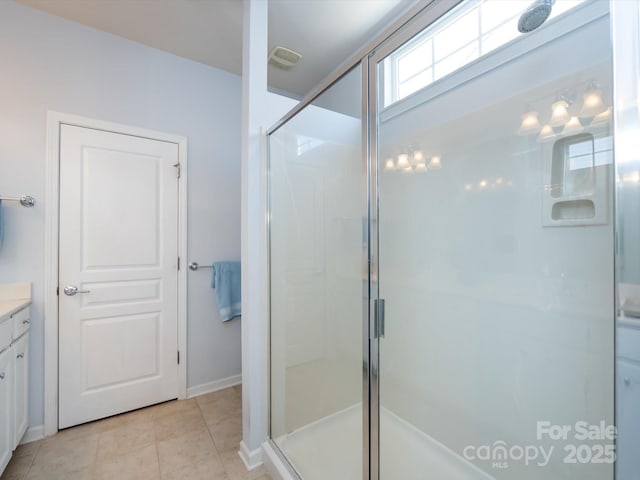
518, 0, 555, 33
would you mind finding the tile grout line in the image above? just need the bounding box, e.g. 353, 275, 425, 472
153, 411, 161, 480
20, 443, 40, 480
198, 396, 233, 479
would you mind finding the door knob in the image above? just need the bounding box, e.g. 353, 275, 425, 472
63, 285, 90, 296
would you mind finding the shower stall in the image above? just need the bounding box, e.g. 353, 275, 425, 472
267, 0, 638, 478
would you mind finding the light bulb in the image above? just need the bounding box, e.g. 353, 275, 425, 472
384, 158, 395, 171
413, 150, 424, 163
580, 86, 606, 119
623, 171, 640, 183
518, 110, 541, 135
549, 100, 570, 127
428, 156, 442, 169
415, 162, 427, 172
397, 153, 409, 169
592, 107, 612, 126
537, 124, 558, 143
479, 180, 488, 188
563, 116, 584, 135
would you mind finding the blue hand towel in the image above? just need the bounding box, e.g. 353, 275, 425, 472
211, 261, 241, 322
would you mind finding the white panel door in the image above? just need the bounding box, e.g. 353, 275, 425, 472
59, 124, 179, 429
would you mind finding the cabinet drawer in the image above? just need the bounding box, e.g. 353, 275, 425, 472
0, 318, 10, 353
618, 323, 640, 362
11, 307, 30, 340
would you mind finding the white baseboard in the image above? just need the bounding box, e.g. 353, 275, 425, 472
262, 441, 297, 480
186, 374, 241, 398
20, 425, 45, 444
239, 440, 263, 470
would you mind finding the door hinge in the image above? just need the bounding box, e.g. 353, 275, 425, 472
177, 350, 180, 364
173, 162, 181, 179
178, 256, 181, 270
374, 299, 386, 339
56, 286, 59, 296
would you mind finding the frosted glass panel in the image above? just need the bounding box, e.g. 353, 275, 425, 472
269, 68, 363, 480
376, 3, 614, 479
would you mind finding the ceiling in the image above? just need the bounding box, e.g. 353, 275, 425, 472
15, 0, 411, 98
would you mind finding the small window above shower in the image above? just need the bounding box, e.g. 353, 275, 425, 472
381, 0, 586, 108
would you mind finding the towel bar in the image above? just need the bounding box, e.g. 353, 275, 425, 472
189, 262, 214, 271
0, 195, 35, 207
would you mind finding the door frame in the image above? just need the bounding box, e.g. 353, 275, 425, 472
43, 111, 188, 436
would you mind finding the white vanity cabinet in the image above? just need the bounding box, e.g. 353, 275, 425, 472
11, 306, 30, 449
616, 359, 640, 480
0, 297, 30, 477
0, 313, 14, 475
12, 329, 29, 448
617, 318, 640, 480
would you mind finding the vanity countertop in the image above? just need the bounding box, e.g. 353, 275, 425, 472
0, 299, 31, 320
0, 283, 31, 321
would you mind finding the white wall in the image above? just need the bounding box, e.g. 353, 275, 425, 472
0, 1, 243, 429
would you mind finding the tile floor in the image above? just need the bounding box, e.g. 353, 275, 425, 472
1, 385, 272, 480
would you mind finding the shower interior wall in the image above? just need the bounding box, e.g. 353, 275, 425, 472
268, 2, 615, 480
269, 98, 363, 436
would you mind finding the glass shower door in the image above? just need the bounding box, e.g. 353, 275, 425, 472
373, 1, 615, 479
269, 67, 365, 480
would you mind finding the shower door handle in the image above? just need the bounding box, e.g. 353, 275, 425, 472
374, 299, 385, 339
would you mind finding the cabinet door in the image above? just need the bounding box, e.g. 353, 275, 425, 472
13, 333, 28, 449
617, 359, 640, 480
0, 347, 13, 474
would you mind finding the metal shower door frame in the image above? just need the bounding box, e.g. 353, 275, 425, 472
365, 3, 463, 479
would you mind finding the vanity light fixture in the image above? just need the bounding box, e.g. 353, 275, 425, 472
591, 107, 612, 126
563, 116, 584, 135
518, 108, 542, 135
384, 158, 396, 171
383, 148, 442, 173
549, 99, 571, 127
579, 82, 607, 120
397, 153, 410, 169
537, 124, 559, 143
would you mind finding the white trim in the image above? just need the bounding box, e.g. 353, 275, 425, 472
261, 441, 297, 480
44, 111, 188, 437
241, 0, 271, 455
239, 440, 263, 470
19, 425, 44, 445
186, 375, 241, 398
